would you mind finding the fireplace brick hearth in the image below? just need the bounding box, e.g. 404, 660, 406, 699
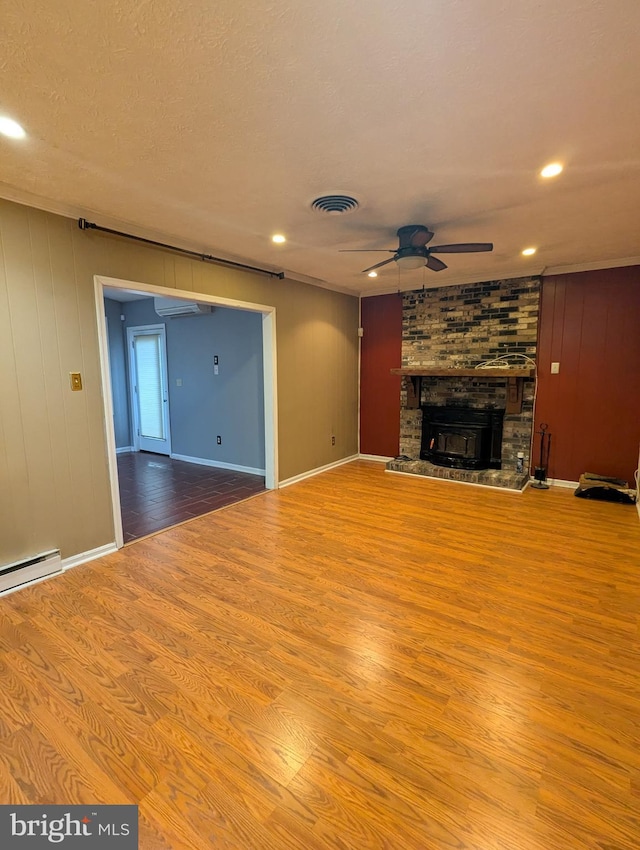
389, 275, 540, 490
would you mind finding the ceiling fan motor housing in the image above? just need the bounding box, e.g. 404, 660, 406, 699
396, 245, 428, 259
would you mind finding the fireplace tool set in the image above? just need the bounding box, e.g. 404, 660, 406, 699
531, 423, 551, 490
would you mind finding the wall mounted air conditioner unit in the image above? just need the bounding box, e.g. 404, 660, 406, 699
0, 549, 62, 594
154, 298, 213, 318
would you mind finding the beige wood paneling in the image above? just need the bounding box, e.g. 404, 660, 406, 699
0, 198, 359, 565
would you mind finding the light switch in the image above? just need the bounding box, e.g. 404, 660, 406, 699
214, 365, 219, 375
70, 372, 83, 391
176, 378, 182, 387
551, 362, 560, 374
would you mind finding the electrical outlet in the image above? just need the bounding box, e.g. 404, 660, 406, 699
551, 362, 560, 374
331, 435, 335, 446
217, 435, 222, 445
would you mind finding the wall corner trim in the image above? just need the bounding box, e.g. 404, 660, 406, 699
279, 455, 359, 488
542, 256, 640, 276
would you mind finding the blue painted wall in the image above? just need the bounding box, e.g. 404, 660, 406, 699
104, 298, 132, 449
122, 298, 265, 471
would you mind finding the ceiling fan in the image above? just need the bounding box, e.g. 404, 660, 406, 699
340, 225, 493, 273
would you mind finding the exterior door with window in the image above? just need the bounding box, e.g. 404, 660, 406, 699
127, 325, 172, 455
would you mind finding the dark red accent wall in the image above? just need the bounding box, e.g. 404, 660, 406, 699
360, 294, 402, 457
535, 266, 640, 483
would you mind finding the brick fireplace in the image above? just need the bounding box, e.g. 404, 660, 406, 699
387, 276, 540, 490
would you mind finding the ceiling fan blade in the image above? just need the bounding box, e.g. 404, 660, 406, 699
426, 255, 448, 272
397, 225, 434, 249
429, 242, 494, 254
362, 258, 396, 274
338, 249, 395, 253
411, 227, 434, 247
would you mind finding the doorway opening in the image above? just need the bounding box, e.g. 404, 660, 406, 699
95, 276, 278, 547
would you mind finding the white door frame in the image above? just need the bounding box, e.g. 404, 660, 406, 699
126, 324, 172, 455
94, 275, 279, 549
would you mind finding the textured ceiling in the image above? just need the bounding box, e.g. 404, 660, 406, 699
1, 0, 639, 295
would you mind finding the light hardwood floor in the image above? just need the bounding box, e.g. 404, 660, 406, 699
1, 460, 639, 849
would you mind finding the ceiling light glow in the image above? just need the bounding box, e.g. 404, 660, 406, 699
271, 234, 286, 244
540, 162, 563, 178
521, 247, 537, 256
367, 271, 378, 278
0, 116, 26, 139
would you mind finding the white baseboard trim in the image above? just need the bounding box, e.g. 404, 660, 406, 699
385, 468, 526, 494
0, 542, 118, 597
116, 446, 134, 454
171, 453, 265, 477
358, 454, 394, 463
279, 454, 359, 489
539, 478, 579, 489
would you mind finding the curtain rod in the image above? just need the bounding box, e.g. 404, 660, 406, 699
77, 218, 285, 279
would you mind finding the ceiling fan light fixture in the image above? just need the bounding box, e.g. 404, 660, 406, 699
396, 254, 425, 270
351, 225, 493, 275
521, 247, 537, 256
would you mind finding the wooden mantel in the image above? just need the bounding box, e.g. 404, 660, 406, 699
391, 367, 536, 414
390, 367, 535, 378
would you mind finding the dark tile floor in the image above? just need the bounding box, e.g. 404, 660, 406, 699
117, 452, 265, 543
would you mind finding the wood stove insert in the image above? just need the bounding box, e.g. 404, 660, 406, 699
421, 405, 504, 470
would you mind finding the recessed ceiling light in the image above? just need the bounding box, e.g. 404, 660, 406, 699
540, 162, 563, 178
0, 116, 26, 139
271, 234, 286, 244
367, 271, 378, 278
521, 247, 537, 256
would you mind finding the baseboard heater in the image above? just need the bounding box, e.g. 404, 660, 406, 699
0, 549, 62, 594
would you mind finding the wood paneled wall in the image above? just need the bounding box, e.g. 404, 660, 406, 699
360, 268, 640, 484
0, 199, 359, 565
535, 266, 640, 483
359, 294, 402, 457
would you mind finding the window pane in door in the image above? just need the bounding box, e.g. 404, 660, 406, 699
134, 334, 165, 440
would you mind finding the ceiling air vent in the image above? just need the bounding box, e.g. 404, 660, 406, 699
311, 195, 359, 215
